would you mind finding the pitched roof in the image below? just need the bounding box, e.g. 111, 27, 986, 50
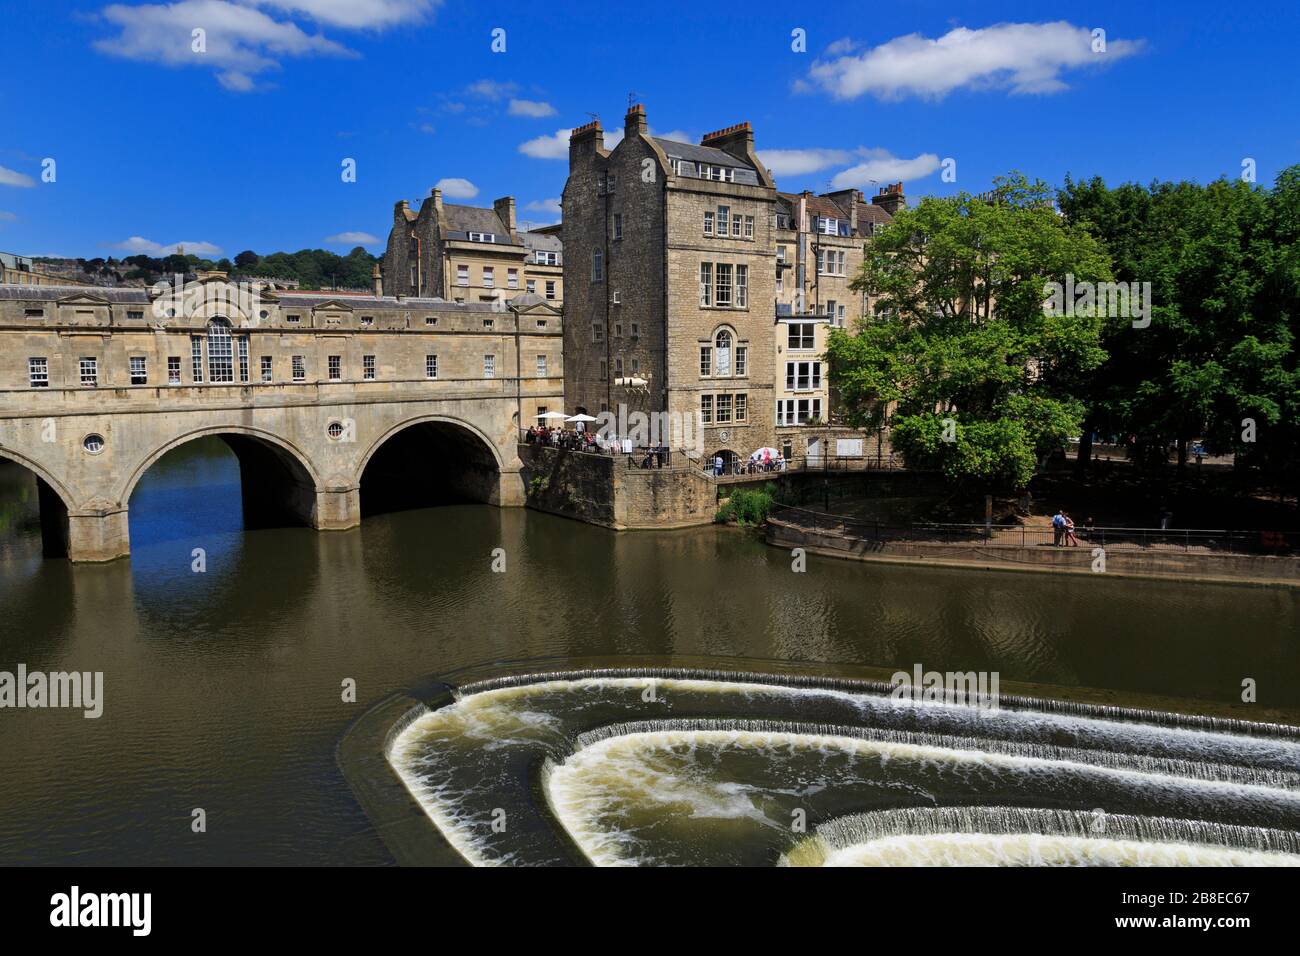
521, 230, 562, 253
856, 201, 894, 235
440, 203, 514, 241
654, 137, 762, 186
0, 284, 149, 302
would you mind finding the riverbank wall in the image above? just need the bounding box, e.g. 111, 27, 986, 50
767, 517, 1300, 589
518, 443, 717, 529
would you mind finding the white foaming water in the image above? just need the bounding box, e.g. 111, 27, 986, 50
815, 834, 1300, 867
388, 675, 1300, 867
544, 727, 1300, 866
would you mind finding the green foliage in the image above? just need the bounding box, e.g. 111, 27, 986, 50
715, 484, 777, 525
1057, 167, 1300, 474
827, 173, 1112, 490
236, 246, 377, 289
86, 247, 379, 291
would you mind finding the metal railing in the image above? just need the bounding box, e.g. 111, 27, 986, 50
706, 454, 901, 480
769, 505, 1298, 555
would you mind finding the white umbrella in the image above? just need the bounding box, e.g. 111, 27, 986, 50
537, 411, 568, 419
750, 447, 780, 460
565, 414, 598, 423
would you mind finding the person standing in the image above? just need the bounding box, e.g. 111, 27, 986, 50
1064, 512, 1079, 547
1051, 509, 1066, 547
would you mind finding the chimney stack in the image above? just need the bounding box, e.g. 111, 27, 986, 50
872, 182, 906, 217
371, 262, 383, 298
569, 119, 605, 163
430, 187, 444, 216
700, 121, 753, 161
625, 103, 647, 137
493, 196, 516, 233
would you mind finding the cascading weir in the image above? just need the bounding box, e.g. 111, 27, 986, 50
381, 669, 1300, 867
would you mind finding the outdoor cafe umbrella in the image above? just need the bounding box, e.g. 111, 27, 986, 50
565, 414, 599, 423
536, 411, 568, 420
749, 447, 780, 460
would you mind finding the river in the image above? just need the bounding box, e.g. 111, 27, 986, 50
0, 439, 1296, 865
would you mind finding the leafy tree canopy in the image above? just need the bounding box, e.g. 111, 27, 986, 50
827, 173, 1113, 489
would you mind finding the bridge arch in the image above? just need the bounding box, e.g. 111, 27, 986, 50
122, 425, 324, 534
357, 414, 506, 515
0, 448, 77, 557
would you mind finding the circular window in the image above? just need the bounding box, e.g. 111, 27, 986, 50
259, 310, 269, 319
326, 422, 345, 439
83, 434, 106, 454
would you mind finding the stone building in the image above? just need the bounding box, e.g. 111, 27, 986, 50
562, 104, 898, 467
772, 184, 901, 461
1, 252, 90, 287
381, 190, 563, 307
0, 276, 562, 559
563, 105, 778, 464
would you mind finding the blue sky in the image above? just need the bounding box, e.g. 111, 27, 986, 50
2, 0, 1298, 260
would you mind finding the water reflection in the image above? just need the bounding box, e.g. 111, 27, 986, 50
0, 442, 1297, 864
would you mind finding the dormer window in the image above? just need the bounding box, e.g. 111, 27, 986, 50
700, 165, 735, 182
468, 232, 496, 243
819, 217, 840, 236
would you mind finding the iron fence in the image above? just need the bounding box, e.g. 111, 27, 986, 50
769, 504, 1298, 555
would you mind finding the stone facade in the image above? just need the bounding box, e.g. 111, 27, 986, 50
772, 184, 901, 463
563, 106, 780, 464
520, 443, 716, 529
0, 279, 562, 560
563, 106, 895, 468
381, 190, 563, 308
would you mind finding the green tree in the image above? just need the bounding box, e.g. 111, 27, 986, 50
826, 173, 1112, 489
1058, 169, 1298, 476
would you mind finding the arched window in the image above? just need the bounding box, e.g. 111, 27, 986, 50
714, 329, 732, 377
207, 318, 234, 383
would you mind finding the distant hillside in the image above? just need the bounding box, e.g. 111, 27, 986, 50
39, 246, 380, 291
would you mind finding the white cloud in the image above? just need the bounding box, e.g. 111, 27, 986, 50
508, 98, 556, 118
0, 211, 17, 222
95, 1, 358, 92
434, 177, 477, 199
824, 37, 857, 56
652, 129, 694, 144
111, 236, 224, 256
829, 149, 941, 188
523, 198, 561, 216
757, 148, 853, 176
0, 165, 37, 188
325, 231, 378, 244
519, 126, 622, 159
466, 79, 518, 100
806, 21, 1144, 101
254, 0, 438, 29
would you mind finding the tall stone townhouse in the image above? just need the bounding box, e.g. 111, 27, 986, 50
381, 190, 563, 308
562, 104, 899, 468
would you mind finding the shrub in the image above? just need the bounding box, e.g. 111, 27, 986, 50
715, 484, 777, 525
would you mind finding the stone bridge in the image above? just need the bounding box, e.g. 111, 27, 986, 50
0, 283, 563, 560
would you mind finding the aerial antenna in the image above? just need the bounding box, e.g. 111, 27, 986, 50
584, 111, 599, 124
627, 92, 640, 110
